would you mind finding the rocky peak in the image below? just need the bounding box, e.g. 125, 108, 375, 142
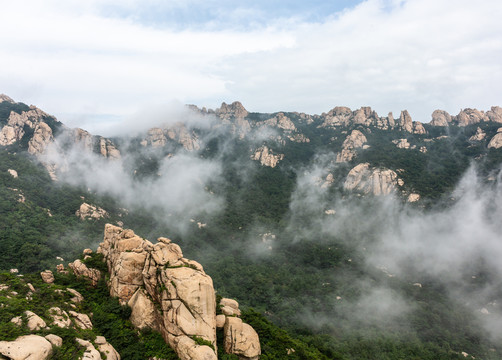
430, 110, 452, 126
397, 110, 413, 133
0, 94, 15, 103
455, 108, 488, 126
486, 106, 502, 123
216, 101, 249, 119
336, 130, 368, 163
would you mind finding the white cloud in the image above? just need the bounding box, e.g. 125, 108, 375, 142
0, 0, 501, 129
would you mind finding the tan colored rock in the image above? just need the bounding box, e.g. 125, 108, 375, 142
83, 248, 93, 255
76, 203, 109, 220
95, 337, 121, 360
0, 335, 53, 360
25, 311, 47, 331
98, 224, 219, 360
10, 316, 22, 326
48, 307, 71, 328
455, 108, 488, 126
0, 94, 15, 103
99, 137, 121, 159
408, 193, 420, 202
336, 130, 368, 163
413, 122, 426, 134
7, 169, 18, 178
67, 288, 84, 303
216, 314, 226, 328
44, 334, 63, 347
430, 110, 452, 126
220, 298, 241, 317
28, 122, 54, 155
487, 106, 502, 123
27, 283, 36, 293
393, 139, 410, 149
469, 127, 486, 141
251, 146, 284, 168
488, 131, 502, 149
69, 311, 93, 329
56, 264, 66, 273
75, 338, 101, 360
224, 317, 261, 360
40, 270, 54, 284
216, 101, 248, 119
128, 288, 160, 331
344, 163, 402, 196
68, 259, 101, 286
397, 110, 413, 132
174, 336, 217, 360
166, 123, 201, 151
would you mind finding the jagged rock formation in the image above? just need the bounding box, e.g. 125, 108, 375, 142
336, 130, 368, 162
393, 138, 411, 149
224, 317, 261, 360
76, 203, 109, 220
68, 259, 102, 286
97, 225, 216, 360
251, 146, 284, 168
344, 163, 403, 196
96, 224, 260, 360
141, 123, 200, 151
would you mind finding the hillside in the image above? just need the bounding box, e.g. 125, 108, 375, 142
1, 94, 502, 359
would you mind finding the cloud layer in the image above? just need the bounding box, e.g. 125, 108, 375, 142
1, 0, 502, 133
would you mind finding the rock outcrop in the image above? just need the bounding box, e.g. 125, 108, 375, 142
224, 317, 261, 360
488, 129, 502, 149
76, 203, 109, 220
96, 224, 260, 360
336, 130, 368, 163
68, 259, 102, 286
344, 163, 403, 196
469, 127, 486, 141
251, 146, 284, 168
98, 225, 217, 360
430, 110, 452, 126
0, 335, 53, 360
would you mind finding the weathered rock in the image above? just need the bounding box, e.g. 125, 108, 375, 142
251, 146, 284, 168
10, 316, 22, 326
216, 315, 226, 329
68, 260, 101, 286
128, 288, 160, 331
25, 311, 47, 331
67, 288, 84, 303
393, 138, 410, 149
397, 110, 413, 133
469, 127, 486, 141
27, 283, 36, 293
40, 270, 54, 284
216, 101, 248, 119
99, 137, 121, 159
430, 110, 452, 126
488, 131, 502, 149
83, 248, 93, 255
220, 298, 241, 317
28, 122, 54, 155
76, 203, 109, 220
0, 94, 15, 103
48, 307, 71, 328
336, 130, 367, 162
69, 311, 93, 329
75, 338, 101, 360
7, 169, 18, 178
344, 163, 402, 196
44, 334, 63, 348
0, 335, 53, 360
98, 224, 219, 360
408, 193, 421, 202
486, 106, 502, 123
455, 108, 488, 126
95, 337, 121, 360
224, 317, 261, 360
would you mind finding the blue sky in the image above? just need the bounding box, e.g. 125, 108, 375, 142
1, 0, 501, 136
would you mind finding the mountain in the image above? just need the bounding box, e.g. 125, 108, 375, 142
1, 94, 502, 359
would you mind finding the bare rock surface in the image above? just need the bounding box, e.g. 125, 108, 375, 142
344, 163, 402, 196
251, 146, 284, 168
75, 338, 101, 360
48, 307, 71, 328
68, 260, 101, 286
430, 110, 452, 126
40, 270, 54, 284
488, 130, 502, 149
97, 224, 220, 360
336, 130, 367, 162
0, 335, 53, 360
25, 311, 47, 331
224, 317, 261, 360
69, 311, 93, 329
76, 203, 109, 220
44, 334, 63, 348
469, 127, 486, 141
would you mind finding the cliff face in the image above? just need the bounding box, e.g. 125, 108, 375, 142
97, 224, 261, 360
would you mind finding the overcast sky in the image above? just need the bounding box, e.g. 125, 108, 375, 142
1, 0, 501, 135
